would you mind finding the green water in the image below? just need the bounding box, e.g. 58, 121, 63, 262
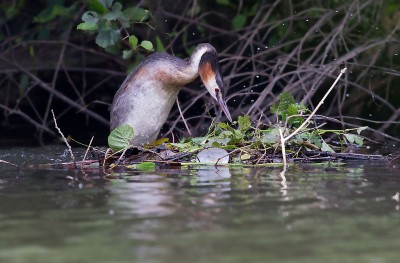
0, 146, 399, 263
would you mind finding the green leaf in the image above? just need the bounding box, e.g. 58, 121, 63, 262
128, 35, 138, 49
270, 92, 296, 121
343, 134, 355, 144
95, 29, 121, 48
238, 115, 251, 133
103, 2, 123, 21
136, 162, 156, 171
218, 122, 236, 134
108, 124, 134, 152
156, 36, 166, 52
344, 134, 364, 146
82, 11, 99, 23
140, 40, 153, 51
87, 0, 108, 14
354, 136, 364, 146
232, 14, 247, 30
287, 104, 303, 127
286, 104, 298, 116
76, 22, 99, 31
99, 0, 114, 9
123, 7, 149, 22
122, 50, 133, 60
321, 140, 335, 153
260, 128, 280, 144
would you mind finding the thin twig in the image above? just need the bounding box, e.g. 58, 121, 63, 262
279, 128, 287, 166
82, 136, 94, 162
176, 97, 192, 136
116, 147, 128, 165
51, 109, 76, 165
0, 160, 19, 169
284, 68, 347, 143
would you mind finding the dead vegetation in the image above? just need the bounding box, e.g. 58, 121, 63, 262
0, 0, 399, 144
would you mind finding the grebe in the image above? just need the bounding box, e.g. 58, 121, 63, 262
110, 43, 232, 146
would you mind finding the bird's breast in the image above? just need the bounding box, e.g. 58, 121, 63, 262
111, 80, 180, 145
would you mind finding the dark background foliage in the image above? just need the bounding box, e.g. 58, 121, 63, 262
1, 0, 399, 146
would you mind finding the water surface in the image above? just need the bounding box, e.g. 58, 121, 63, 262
0, 146, 399, 263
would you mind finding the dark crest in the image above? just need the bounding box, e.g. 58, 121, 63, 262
199, 51, 220, 73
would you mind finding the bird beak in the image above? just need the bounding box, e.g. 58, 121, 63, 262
213, 70, 233, 123
216, 90, 232, 123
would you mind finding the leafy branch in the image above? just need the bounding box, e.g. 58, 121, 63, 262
76, 0, 154, 58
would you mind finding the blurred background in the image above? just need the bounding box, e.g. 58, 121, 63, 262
0, 0, 399, 146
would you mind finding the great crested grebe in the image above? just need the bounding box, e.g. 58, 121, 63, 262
110, 43, 232, 146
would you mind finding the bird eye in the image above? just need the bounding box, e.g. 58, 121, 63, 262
215, 88, 220, 94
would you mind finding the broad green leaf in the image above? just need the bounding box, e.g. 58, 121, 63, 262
122, 50, 133, 60
238, 115, 251, 133
98, 0, 114, 9
87, 0, 109, 14
136, 162, 156, 171
170, 143, 189, 149
82, 11, 99, 23
261, 128, 280, 144
140, 40, 153, 51
310, 135, 322, 148
232, 14, 247, 30
103, 2, 123, 21
287, 104, 298, 116
343, 134, 355, 143
108, 124, 134, 152
128, 35, 138, 49
354, 136, 364, 146
95, 29, 121, 48
218, 122, 230, 130
123, 7, 149, 22
287, 104, 303, 127
76, 22, 99, 31
321, 140, 335, 153
118, 14, 130, 28
344, 134, 364, 146
211, 141, 222, 148
156, 36, 166, 52
270, 92, 296, 118
148, 138, 169, 146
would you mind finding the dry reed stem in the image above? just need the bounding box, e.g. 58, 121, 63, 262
51, 109, 75, 165
82, 136, 94, 163
280, 68, 347, 166
0, 160, 19, 168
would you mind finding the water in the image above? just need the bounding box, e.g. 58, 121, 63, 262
0, 146, 400, 263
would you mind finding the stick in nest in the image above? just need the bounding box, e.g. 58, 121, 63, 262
51, 109, 76, 165
280, 68, 347, 166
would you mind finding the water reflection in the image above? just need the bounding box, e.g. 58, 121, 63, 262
1, 147, 400, 262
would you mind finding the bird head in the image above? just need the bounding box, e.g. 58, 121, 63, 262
198, 49, 232, 123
